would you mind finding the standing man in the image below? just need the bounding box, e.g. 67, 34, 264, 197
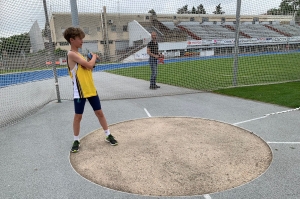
147, 31, 161, 89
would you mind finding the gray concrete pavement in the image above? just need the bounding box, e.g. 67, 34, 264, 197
1, 91, 299, 199
0, 72, 200, 128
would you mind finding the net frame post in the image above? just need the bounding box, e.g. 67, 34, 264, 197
233, 0, 242, 86
43, 0, 61, 103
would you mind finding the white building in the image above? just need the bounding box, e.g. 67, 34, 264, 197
29, 21, 45, 53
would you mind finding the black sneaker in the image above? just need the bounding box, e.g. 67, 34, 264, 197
71, 140, 80, 153
149, 85, 157, 90
105, 134, 118, 146
155, 85, 160, 88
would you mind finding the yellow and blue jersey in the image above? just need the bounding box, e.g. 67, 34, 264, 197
67, 51, 97, 98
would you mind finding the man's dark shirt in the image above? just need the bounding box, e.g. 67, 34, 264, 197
147, 40, 158, 59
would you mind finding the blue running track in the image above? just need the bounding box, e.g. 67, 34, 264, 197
0, 51, 299, 88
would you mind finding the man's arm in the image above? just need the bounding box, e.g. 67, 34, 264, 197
68, 51, 97, 70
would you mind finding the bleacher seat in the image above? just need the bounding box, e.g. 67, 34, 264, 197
270, 24, 300, 36
161, 22, 178, 30
178, 22, 243, 40
237, 24, 283, 37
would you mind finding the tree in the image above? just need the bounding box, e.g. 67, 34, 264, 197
148, 9, 156, 15
196, 4, 206, 14
41, 29, 47, 38
292, 0, 300, 15
289, 0, 300, 13
176, 4, 207, 14
267, 0, 300, 16
54, 48, 68, 57
213, 3, 225, 14
267, 8, 282, 15
0, 33, 31, 56
279, 0, 294, 15
191, 6, 196, 14
177, 5, 189, 14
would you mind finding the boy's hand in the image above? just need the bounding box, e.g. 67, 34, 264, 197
87, 53, 100, 62
87, 52, 92, 61
93, 53, 100, 61
92, 53, 101, 63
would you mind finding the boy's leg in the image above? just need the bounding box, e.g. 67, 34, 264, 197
73, 98, 86, 137
86, 95, 107, 129
88, 95, 118, 145
94, 109, 108, 130
71, 98, 86, 153
73, 114, 83, 137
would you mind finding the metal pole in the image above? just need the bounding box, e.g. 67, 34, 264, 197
70, 0, 79, 27
103, 6, 110, 61
70, 0, 82, 53
43, 0, 61, 103
233, 0, 241, 86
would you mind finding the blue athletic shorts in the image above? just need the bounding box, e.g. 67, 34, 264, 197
74, 95, 102, 114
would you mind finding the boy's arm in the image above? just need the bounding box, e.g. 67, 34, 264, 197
68, 51, 97, 70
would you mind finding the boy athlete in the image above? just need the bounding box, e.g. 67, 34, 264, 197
63, 27, 118, 153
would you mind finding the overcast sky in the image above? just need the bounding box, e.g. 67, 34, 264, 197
0, 0, 284, 37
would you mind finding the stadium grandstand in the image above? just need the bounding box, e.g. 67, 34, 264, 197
48, 10, 298, 62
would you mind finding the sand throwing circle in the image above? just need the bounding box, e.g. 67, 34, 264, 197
70, 117, 272, 196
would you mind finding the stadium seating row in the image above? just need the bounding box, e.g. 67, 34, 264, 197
139, 21, 300, 40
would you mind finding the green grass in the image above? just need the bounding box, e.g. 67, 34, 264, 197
108, 53, 300, 108
108, 53, 300, 90
214, 82, 300, 108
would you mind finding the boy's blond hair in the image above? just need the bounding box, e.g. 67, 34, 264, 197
63, 27, 85, 44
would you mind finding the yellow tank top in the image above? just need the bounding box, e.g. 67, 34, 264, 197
67, 51, 97, 98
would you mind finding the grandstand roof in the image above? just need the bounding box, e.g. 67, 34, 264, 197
51, 12, 293, 22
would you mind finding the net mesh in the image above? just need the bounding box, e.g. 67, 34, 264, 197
0, 0, 299, 127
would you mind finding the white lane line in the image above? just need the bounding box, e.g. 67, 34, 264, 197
204, 194, 212, 199
265, 107, 300, 116
233, 116, 267, 125
144, 108, 152, 117
233, 107, 300, 125
267, 142, 300, 144
233, 116, 268, 125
